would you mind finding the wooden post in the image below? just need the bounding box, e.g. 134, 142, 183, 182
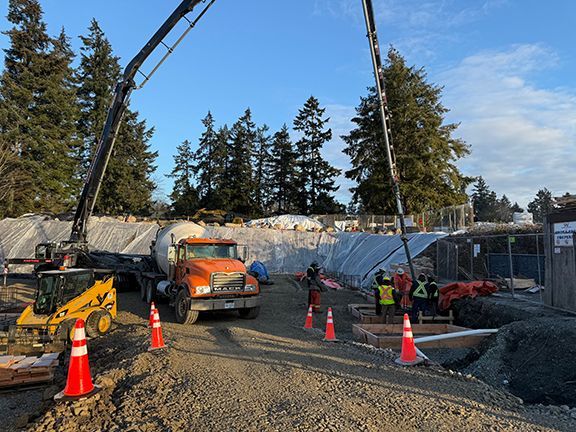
508, 235, 515, 299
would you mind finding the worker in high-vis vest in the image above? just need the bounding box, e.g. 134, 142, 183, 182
409, 273, 430, 321
374, 275, 396, 324
393, 268, 412, 310
307, 262, 326, 313
427, 275, 440, 316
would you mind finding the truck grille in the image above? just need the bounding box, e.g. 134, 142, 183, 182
210, 272, 245, 292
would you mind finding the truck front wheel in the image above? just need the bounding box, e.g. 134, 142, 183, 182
238, 306, 260, 319
175, 290, 199, 325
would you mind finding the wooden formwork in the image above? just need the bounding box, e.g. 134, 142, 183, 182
352, 323, 489, 349
347, 304, 403, 324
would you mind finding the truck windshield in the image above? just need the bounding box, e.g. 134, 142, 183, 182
34, 275, 59, 315
186, 244, 237, 259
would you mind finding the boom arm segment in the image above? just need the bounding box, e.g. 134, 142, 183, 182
70, 0, 216, 244
361, 0, 416, 280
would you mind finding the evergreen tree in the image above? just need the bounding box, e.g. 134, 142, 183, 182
95, 110, 158, 215
342, 48, 470, 214
76, 20, 158, 215
496, 195, 513, 223
252, 124, 273, 215
269, 125, 298, 214
193, 112, 223, 208
511, 202, 523, 213
471, 177, 498, 222
211, 125, 231, 209
167, 139, 199, 216
225, 109, 256, 215
0, 0, 79, 215
293, 96, 342, 214
527, 188, 554, 223
76, 19, 120, 177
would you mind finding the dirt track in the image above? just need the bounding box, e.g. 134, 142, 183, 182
6, 276, 576, 431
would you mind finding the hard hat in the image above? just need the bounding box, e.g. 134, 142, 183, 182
396, 268, 405, 275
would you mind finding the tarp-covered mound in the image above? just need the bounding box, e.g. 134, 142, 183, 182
245, 215, 325, 231
207, 226, 335, 274
322, 232, 446, 290
0, 216, 159, 261
439, 281, 498, 311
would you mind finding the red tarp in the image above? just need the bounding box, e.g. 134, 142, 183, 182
439, 281, 498, 311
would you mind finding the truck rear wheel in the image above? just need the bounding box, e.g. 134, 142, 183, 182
86, 310, 113, 338
140, 279, 147, 301
146, 280, 156, 304
238, 306, 260, 319
175, 290, 199, 325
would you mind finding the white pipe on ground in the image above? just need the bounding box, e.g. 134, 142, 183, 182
415, 347, 429, 361
414, 329, 498, 344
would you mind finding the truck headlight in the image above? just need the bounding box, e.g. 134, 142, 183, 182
244, 284, 257, 292
195, 285, 211, 295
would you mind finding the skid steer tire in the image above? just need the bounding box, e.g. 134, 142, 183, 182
56, 320, 76, 343
238, 306, 260, 320
86, 310, 113, 338
175, 290, 199, 325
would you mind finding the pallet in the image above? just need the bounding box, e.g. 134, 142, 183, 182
0, 353, 60, 388
352, 323, 488, 349
418, 310, 454, 325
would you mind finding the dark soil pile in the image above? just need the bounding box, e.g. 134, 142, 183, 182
465, 318, 576, 406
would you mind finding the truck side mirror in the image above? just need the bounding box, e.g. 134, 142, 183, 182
237, 245, 249, 263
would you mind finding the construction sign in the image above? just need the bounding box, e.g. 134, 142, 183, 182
554, 221, 576, 247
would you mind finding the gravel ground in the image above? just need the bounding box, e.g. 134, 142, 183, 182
2, 276, 575, 431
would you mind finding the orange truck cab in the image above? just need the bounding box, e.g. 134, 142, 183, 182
142, 238, 261, 324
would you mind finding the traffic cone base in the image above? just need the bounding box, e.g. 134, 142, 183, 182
323, 307, 339, 342
396, 313, 423, 366
55, 319, 100, 402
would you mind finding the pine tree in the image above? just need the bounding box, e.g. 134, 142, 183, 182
471, 177, 498, 222
527, 188, 554, 223
0, 0, 79, 215
76, 19, 120, 177
342, 48, 470, 214
293, 96, 342, 214
496, 195, 513, 223
211, 125, 231, 209
76, 20, 158, 215
167, 139, 199, 216
269, 124, 298, 214
252, 124, 273, 216
193, 112, 223, 209
226, 109, 256, 215
95, 110, 158, 215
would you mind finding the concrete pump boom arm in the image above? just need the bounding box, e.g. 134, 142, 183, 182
70, 0, 216, 244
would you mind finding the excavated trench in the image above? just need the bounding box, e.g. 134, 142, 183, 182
449, 297, 576, 407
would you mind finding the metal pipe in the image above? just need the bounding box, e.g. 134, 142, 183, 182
536, 234, 543, 303
508, 235, 515, 299
414, 329, 498, 344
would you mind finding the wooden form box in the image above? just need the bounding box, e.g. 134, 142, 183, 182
352, 323, 489, 349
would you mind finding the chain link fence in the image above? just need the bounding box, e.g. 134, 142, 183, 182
314, 204, 473, 233
437, 233, 545, 302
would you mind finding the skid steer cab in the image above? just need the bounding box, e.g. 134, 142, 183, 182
17, 268, 116, 342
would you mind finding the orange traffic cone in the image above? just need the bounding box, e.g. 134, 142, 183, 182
395, 314, 423, 366
55, 319, 100, 401
148, 308, 166, 351
148, 302, 156, 328
323, 307, 338, 342
304, 305, 313, 329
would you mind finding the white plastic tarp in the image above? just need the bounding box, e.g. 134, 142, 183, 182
322, 232, 446, 289
245, 215, 325, 231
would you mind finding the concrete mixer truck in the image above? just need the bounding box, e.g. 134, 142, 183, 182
139, 223, 261, 324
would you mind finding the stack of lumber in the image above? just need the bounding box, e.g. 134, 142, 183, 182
0, 353, 60, 388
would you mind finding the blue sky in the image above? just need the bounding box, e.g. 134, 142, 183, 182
1, 0, 574, 208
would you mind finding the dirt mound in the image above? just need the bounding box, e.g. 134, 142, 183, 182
465, 318, 576, 406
